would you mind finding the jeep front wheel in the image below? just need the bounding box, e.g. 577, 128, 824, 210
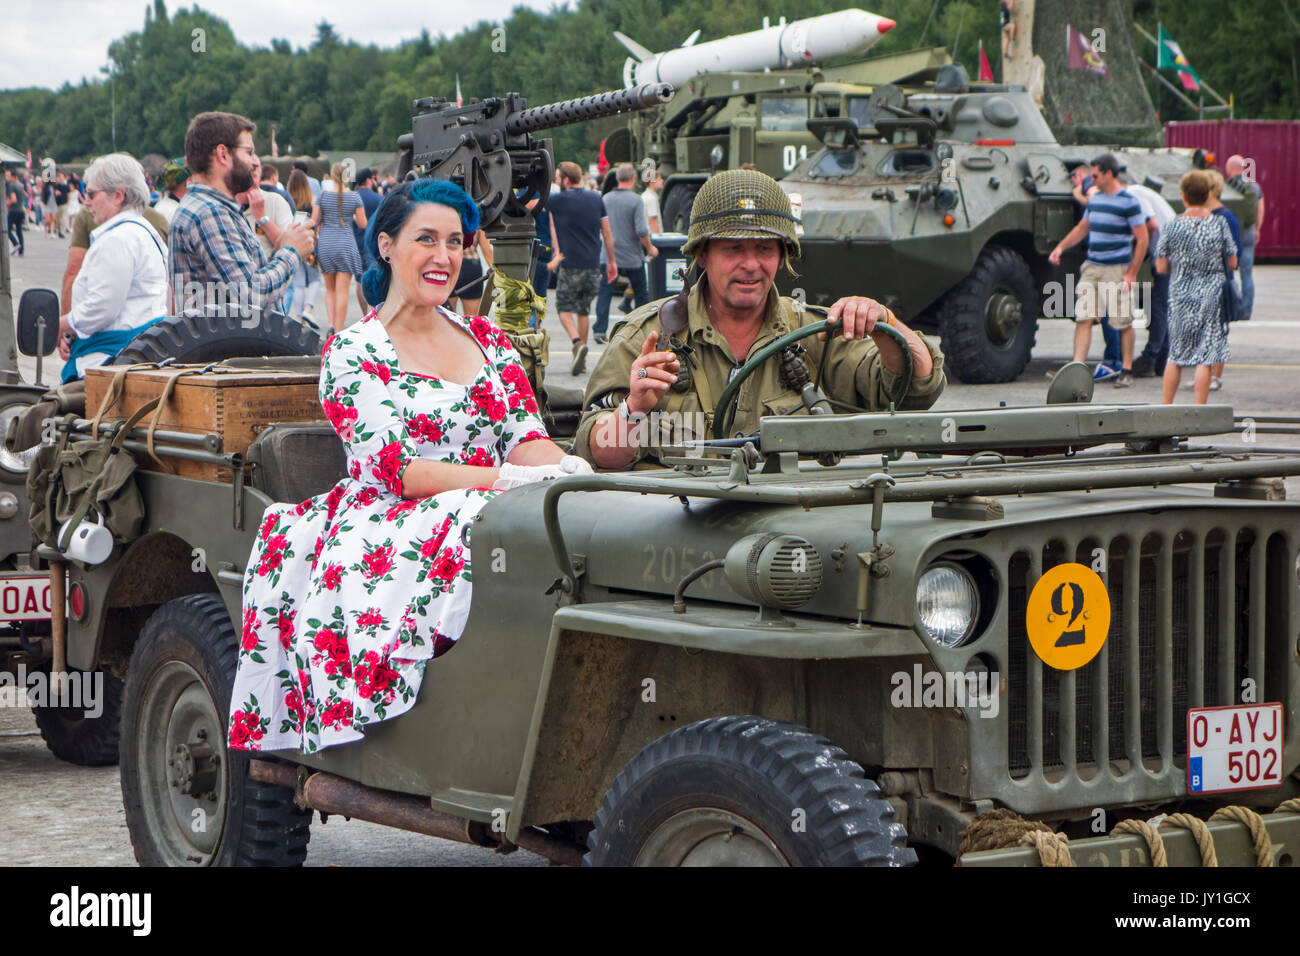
937, 244, 1038, 384
120, 594, 311, 866
585, 715, 915, 867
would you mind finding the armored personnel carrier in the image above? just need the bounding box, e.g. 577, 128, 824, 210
778, 69, 1243, 385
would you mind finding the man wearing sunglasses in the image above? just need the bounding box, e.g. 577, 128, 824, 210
169, 111, 315, 317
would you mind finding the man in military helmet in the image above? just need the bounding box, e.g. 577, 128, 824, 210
574, 169, 945, 469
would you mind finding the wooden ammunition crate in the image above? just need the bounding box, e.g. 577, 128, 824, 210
84, 365, 323, 481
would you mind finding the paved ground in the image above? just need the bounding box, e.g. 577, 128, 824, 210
3, 226, 1298, 865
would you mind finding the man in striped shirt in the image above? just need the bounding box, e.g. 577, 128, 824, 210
1049, 153, 1148, 388
169, 111, 314, 317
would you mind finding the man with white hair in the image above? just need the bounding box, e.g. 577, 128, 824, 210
57, 153, 170, 381
1225, 155, 1264, 320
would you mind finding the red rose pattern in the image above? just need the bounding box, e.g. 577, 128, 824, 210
231, 310, 547, 752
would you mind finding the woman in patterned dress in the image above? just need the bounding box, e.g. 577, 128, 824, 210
228, 180, 591, 754
1156, 170, 1237, 405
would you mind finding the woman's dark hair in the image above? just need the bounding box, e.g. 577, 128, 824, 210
361, 179, 482, 306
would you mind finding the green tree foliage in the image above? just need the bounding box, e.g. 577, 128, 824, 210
0, 0, 1292, 165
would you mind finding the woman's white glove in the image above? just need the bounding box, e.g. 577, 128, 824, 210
557, 455, 594, 475
491, 456, 592, 491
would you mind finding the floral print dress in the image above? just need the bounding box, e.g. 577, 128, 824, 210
228, 308, 548, 753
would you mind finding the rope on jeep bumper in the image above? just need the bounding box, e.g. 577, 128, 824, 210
1017, 829, 1076, 867
956, 807, 1053, 859
1112, 818, 1169, 867
1209, 806, 1275, 867
1161, 813, 1218, 866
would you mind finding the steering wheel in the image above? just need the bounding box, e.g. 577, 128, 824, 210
711, 316, 915, 439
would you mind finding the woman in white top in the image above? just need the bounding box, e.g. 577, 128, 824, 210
58, 153, 169, 382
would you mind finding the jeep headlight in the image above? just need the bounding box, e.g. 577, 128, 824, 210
916, 563, 979, 647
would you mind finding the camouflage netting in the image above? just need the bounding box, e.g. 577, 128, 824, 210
1034, 0, 1162, 147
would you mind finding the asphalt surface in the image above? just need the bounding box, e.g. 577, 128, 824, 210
3, 226, 1298, 866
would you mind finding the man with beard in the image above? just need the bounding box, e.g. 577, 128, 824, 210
169, 112, 314, 316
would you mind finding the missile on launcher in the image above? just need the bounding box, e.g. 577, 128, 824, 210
615, 9, 896, 89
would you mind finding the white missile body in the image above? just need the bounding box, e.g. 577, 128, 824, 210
616, 9, 896, 88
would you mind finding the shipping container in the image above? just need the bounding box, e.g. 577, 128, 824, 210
1165, 120, 1299, 260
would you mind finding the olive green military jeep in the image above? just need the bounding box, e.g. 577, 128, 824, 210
29, 332, 1300, 866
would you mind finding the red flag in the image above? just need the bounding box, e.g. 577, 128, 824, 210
455, 75, 463, 108
978, 39, 994, 82
1066, 24, 1108, 76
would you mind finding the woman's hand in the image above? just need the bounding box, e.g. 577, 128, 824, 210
628, 331, 679, 416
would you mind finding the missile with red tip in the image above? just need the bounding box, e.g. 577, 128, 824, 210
615, 9, 897, 88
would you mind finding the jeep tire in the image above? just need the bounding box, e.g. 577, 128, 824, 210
120, 594, 311, 866
112, 311, 321, 368
31, 668, 124, 766
585, 715, 915, 867
937, 245, 1038, 384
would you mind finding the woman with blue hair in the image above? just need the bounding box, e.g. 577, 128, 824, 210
228, 179, 591, 754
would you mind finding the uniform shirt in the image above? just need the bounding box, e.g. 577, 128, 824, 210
1083, 189, 1145, 266
547, 187, 607, 269
169, 182, 300, 313
67, 210, 169, 374
573, 280, 946, 467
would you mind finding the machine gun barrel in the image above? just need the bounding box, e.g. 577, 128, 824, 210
506, 83, 673, 135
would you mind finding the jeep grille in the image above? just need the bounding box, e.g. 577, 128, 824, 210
966, 512, 1295, 813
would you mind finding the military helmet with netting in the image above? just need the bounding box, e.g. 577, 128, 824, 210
682, 169, 800, 258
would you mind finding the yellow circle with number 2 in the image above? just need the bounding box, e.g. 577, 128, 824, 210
1025, 563, 1111, 670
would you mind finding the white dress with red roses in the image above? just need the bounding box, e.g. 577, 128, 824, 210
227, 307, 548, 754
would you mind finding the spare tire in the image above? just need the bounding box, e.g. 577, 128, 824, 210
112, 311, 322, 367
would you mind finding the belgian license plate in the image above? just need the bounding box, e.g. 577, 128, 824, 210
0, 575, 55, 621
1187, 703, 1284, 794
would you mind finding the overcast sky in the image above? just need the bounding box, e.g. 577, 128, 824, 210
1, 0, 565, 90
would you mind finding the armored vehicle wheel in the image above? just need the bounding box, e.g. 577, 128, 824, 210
585, 715, 915, 867
662, 184, 699, 233
31, 668, 123, 766
111, 311, 321, 367
120, 594, 310, 867
937, 245, 1038, 384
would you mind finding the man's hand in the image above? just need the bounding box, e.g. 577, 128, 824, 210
1122, 270, 1137, 289
278, 222, 315, 258
605, 261, 619, 283
1048, 247, 1063, 266
57, 314, 73, 360
547, 252, 564, 272
627, 330, 679, 415
242, 188, 266, 220
825, 296, 890, 339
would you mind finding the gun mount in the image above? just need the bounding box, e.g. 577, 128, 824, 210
396, 83, 673, 283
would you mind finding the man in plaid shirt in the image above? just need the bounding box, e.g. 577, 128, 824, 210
170, 111, 314, 316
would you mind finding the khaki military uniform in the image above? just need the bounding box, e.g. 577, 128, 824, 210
573, 280, 946, 467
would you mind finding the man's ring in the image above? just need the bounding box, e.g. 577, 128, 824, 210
636, 368, 648, 379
